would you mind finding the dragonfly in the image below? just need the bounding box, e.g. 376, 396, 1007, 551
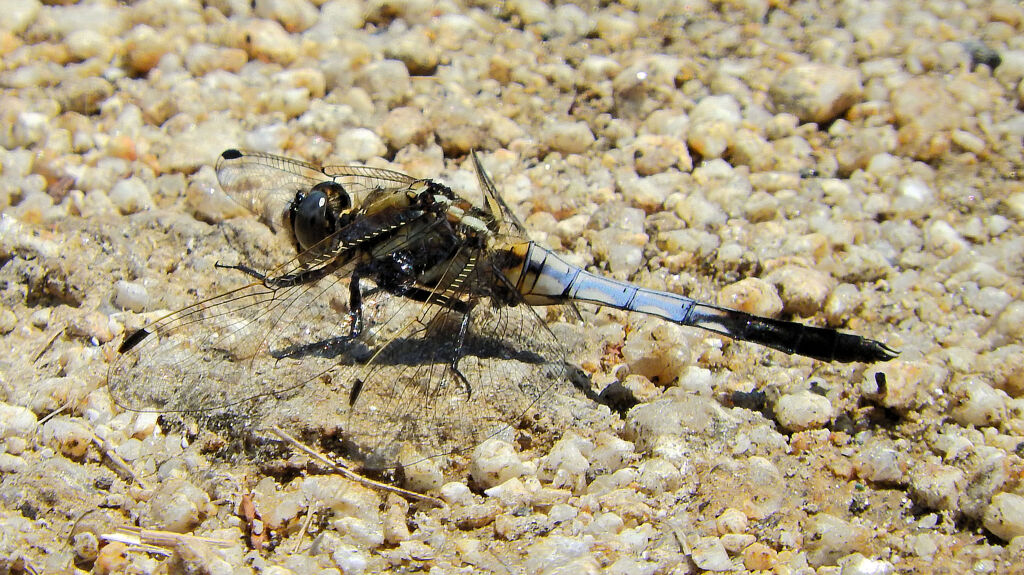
109, 149, 897, 469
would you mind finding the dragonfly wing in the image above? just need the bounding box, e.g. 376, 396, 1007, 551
330, 260, 590, 468
216, 150, 420, 228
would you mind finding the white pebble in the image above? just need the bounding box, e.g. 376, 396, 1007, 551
148, 478, 212, 533
0, 402, 38, 438
0, 453, 27, 473
470, 438, 526, 489
484, 477, 532, 508
909, 462, 964, 511
716, 508, 749, 535
255, 0, 319, 32
773, 391, 833, 432
115, 438, 143, 461
113, 280, 149, 312
838, 553, 895, 575
590, 432, 634, 474
131, 411, 160, 439
0, 0, 41, 35
42, 416, 92, 459
690, 536, 732, 571
994, 301, 1024, 340
334, 128, 386, 162
952, 378, 1008, 427
717, 277, 783, 317
982, 492, 1024, 541
13, 112, 49, 147
439, 481, 472, 506
805, 513, 867, 567
854, 441, 905, 485
541, 121, 595, 154
764, 265, 834, 316
892, 177, 934, 214
925, 220, 968, 256
769, 63, 862, 124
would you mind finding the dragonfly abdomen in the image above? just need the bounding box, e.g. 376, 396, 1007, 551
502, 242, 896, 364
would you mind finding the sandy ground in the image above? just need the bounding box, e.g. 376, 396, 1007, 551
1, 0, 1023, 573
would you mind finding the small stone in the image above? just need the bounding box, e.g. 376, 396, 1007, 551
93, 541, 129, 575
994, 301, 1024, 340
909, 462, 965, 511
484, 477, 532, 508
690, 536, 732, 571
13, 111, 49, 147
628, 134, 690, 175
743, 541, 777, 570
636, 457, 682, 495
355, 59, 411, 108
952, 378, 1008, 427
763, 265, 834, 316
0, 453, 27, 473
397, 444, 443, 493
538, 434, 591, 490
113, 280, 149, 313
773, 391, 834, 432
384, 29, 440, 76
769, 63, 863, 124
42, 417, 92, 459
717, 277, 783, 317
334, 128, 386, 162
148, 478, 212, 533
0, 402, 38, 438
380, 107, 430, 150
439, 481, 472, 506
115, 438, 143, 461
244, 19, 298, 64
59, 77, 114, 116
721, 533, 756, 554
131, 411, 160, 439
255, 0, 319, 32
453, 502, 501, 530
983, 492, 1024, 541
804, 513, 868, 567
470, 438, 526, 489
69, 310, 115, 343
925, 220, 968, 256
853, 440, 906, 485
0, 0, 40, 35
861, 360, 946, 413
716, 508, 749, 535
838, 553, 895, 575
0, 307, 16, 334
590, 432, 635, 474
541, 121, 595, 155
383, 494, 410, 544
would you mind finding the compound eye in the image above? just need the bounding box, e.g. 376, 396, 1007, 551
313, 181, 350, 212
291, 189, 333, 250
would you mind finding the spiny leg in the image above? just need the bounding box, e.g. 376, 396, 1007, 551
270, 269, 367, 361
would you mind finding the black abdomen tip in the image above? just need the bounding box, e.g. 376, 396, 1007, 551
221, 149, 243, 160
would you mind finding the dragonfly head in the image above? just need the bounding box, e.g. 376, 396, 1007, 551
291, 181, 349, 250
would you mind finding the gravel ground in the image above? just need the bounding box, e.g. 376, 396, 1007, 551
2, 0, 1024, 573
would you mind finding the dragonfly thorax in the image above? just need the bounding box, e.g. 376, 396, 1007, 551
291, 181, 349, 250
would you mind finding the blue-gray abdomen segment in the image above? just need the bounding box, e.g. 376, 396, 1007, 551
504, 242, 896, 364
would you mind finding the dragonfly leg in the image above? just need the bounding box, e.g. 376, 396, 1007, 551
448, 312, 473, 400
215, 261, 268, 281
269, 269, 368, 361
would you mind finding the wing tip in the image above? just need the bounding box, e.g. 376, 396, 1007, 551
221, 148, 243, 160
118, 328, 151, 354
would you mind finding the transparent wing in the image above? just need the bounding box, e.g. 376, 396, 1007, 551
107, 257, 362, 415
334, 260, 586, 468
215, 149, 419, 225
